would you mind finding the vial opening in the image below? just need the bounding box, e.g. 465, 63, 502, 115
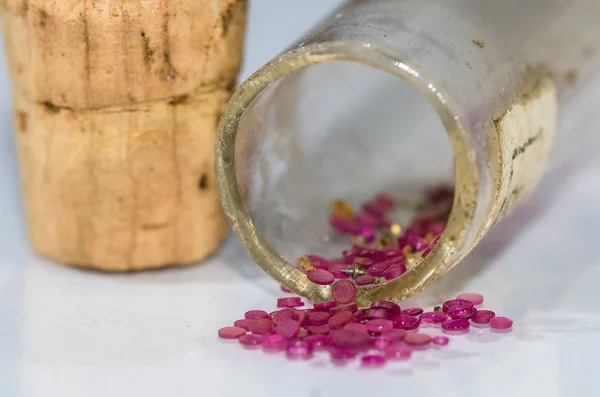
234, 59, 454, 286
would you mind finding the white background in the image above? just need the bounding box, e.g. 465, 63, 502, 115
2, 1, 600, 396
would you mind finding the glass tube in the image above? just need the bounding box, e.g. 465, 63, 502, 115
215, 0, 600, 306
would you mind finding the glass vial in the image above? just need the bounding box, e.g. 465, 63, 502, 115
215, 0, 600, 305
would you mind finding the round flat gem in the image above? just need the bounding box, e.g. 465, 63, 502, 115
313, 301, 337, 311
330, 348, 358, 362
404, 333, 432, 346
239, 334, 263, 346
385, 345, 412, 360
447, 305, 477, 320
233, 319, 251, 330
330, 216, 361, 235
306, 325, 330, 335
307, 269, 335, 285
355, 275, 375, 285
402, 308, 424, 316
286, 340, 313, 359
275, 320, 300, 339
277, 297, 305, 308
305, 335, 332, 349
245, 310, 269, 320
361, 354, 386, 368
432, 336, 449, 346
218, 326, 247, 339
367, 261, 391, 277
343, 322, 369, 333
308, 255, 330, 269
471, 310, 496, 324
366, 308, 392, 320
366, 319, 394, 333
262, 335, 287, 351
271, 308, 298, 324
456, 292, 484, 305
419, 311, 448, 324
370, 300, 401, 315
489, 316, 513, 330
382, 264, 407, 280
370, 336, 393, 350
331, 280, 357, 304
392, 314, 420, 330
329, 264, 351, 279
328, 311, 354, 329
249, 319, 274, 335
442, 299, 474, 313
306, 311, 330, 326
441, 319, 470, 331
329, 303, 358, 315
383, 329, 407, 342
333, 328, 370, 348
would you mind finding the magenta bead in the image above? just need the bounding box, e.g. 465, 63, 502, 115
306, 325, 330, 335
456, 292, 484, 305
286, 340, 313, 359
233, 319, 251, 330
307, 255, 330, 269
366, 319, 394, 333
330, 216, 361, 235
355, 249, 387, 262
447, 305, 477, 320
262, 335, 287, 351
432, 336, 449, 346
271, 308, 298, 324
331, 280, 357, 304
442, 299, 474, 313
382, 264, 407, 280
370, 336, 394, 350
305, 335, 332, 349
245, 310, 269, 320
471, 310, 496, 324
239, 334, 263, 346
383, 329, 407, 342
306, 269, 335, 285
360, 227, 376, 244
355, 275, 375, 285
355, 213, 378, 228
419, 311, 448, 325
329, 303, 358, 315
344, 323, 369, 334
402, 308, 424, 316
218, 326, 247, 339
392, 314, 420, 330
275, 320, 300, 339
366, 308, 392, 320
277, 297, 304, 308
333, 329, 370, 348
370, 300, 401, 315
313, 300, 337, 311
306, 311, 330, 326
353, 309, 367, 322
367, 261, 391, 276
385, 345, 412, 360
404, 333, 432, 346
361, 354, 386, 368
329, 264, 351, 279
489, 316, 513, 330
249, 319, 274, 335
330, 348, 358, 361
328, 311, 354, 330
442, 319, 470, 331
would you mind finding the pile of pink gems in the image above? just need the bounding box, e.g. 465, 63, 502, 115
218, 292, 513, 367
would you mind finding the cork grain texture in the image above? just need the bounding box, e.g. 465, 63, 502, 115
1, 0, 247, 270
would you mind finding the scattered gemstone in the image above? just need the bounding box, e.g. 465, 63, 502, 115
471, 310, 496, 324
262, 335, 287, 351
305, 334, 332, 349
370, 300, 401, 315
313, 301, 337, 311
306, 311, 330, 326
306, 325, 330, 335
331, 280, 357, 304
385, 345, 412, 360
329, 302, 359, 315
366, 319, 394, 333
233, 319, 251, 330
442, 299, 474, 313
392, 314, 420, 330
275, 320, 300, 338
404, 333, 432, 346
432, 336, 449, 346
286, 340, 313, 359
277, 297, 304, 308
456, 292, 484, 305
366, 308, 392, 320
306, 269, 335, 285
419, 311, 448, 325
489, 316, 513, 330
245, 310, 269, 320
328, 311, 355, 329
333, 329, 370, 348
249, 319, 274, 335
402, 308, 424, 316
442, 319, 470, 331
447, 305, 477, 320
361, 354, 386, 368
239, 334, 263, 347
218, 326, 247, 339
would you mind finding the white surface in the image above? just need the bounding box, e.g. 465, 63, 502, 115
2, 2, 600, 396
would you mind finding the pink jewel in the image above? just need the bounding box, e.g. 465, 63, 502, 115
419, 311, 448, 324
332, 328, 370, 348
356, 249, 387, 262
344, 322, 369, 333
275, 320, 300, 339
218, 326, 247, 339
402, 308, 424, 316
330, 216, 361, 235
239, 334, 263, 347
441, 319, 470, 331
329, 264, 351, 279
370, 300, 401, 315
360, 226, 376, 244
404, 333, 432, 346
307, 255, 331, 269
330, 348, 358, 362
489, 316, 513, 330
432, 336, 449, 346
366, 308, 392, 320
442, 299, 474, 313
361, 354, 386, 368
313, 301, 337, 311
245, 310, 269, 320
329, 302, 359, 315
295, 310, 307, 326
383, 329, 407, 342
447, 305, 477, 320
304, 335, 332, 349
262, 335, 287, 351
280, 286, 292, 293
306, 325, 330, 335
354, 257, 374, 268
471, 310, 496, 324
392, 314, 420, 330
305, 311, 330, 326
249, 319, 274, 335
328, 311, 355, 329
382, 264, 407, 280
306, 269, 335, 285
384, 345, 412, 360
331, 280, 357, 304
277, 297, 305, 308
456, 292, 484, 305
370, 336, 394, 350
271, 308, 298, 324
367, 261, 391, 276
286, 340, 313, 359
367, 319, 394, 333
353, 309, 367, 322
355, 275, 375, 285
233, 319, 251, 330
